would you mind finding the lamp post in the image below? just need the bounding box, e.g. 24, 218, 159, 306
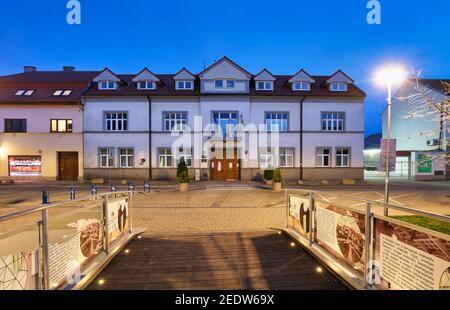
375, 65, 407, 215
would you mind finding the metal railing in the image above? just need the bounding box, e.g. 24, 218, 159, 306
0, 190, 135, 290
284, 189, 450, 290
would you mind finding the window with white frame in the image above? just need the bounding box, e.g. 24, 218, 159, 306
335, 147, 350, 167
265, 112, 288, 131
293, 82, 311, 91
137, 81, 155, 90
330, 82, 348, 92
163, 112, 187, 131
176, 147, 192, 167
176, 80, 193, 90
212, 111, 239, 137
105, 112, 128, 131
226, 80, 235, 88
158, 148, 173, 168
316, 147, 331, 167
99, 81, 117, 90
259, 148, 274, 168
214, 79, 235, 88
279, 148, 294, 167
99, 148, 114, 168
256, 81, 273, 91
321, 112, 344, 131
214, 80, 223, 88
119, 148, 134, 168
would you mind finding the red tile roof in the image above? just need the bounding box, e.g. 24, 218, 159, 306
0, 69, 366, 104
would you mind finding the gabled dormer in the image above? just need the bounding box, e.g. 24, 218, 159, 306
288, 69, 315, 91
254, 69, 276, 91
93, 68, 121, 90
174, 68, 195, 90
326, 70, 354, 92
198, 56, 252, 93
132, 68, 160, 90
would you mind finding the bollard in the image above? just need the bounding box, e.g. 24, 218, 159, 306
70, 186, 76, 200
42, 190, 49, 204
144, 180, 150, 193
91, 184, 97, 196
128, 182, 135, 194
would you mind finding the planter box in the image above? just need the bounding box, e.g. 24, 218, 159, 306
179, 183, 189, 192
274, 182, 282, 192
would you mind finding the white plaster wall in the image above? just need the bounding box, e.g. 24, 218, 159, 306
0, 105, 83, 133
302, 133, 364, 168
303, 98, 364, 132
151, 98, 200, 131
84, 134, 149, 168
84, 97, 149, 132
250, 98, 301, 131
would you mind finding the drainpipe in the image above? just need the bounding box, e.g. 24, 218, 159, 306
300, 96, 306, 180
147, 96, 152, 180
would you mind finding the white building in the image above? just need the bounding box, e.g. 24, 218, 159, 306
0, 67, 93, 181
382, 79, 449, 180
81, 57, 366, 182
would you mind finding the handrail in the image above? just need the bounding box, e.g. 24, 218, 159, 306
0, 191, 132, 223
286, 188, 450, 223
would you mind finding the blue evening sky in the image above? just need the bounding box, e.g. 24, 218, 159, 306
0, 0, 449, 135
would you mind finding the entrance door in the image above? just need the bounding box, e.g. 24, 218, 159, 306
58, 152, 79, 181
210, 148, 239, 181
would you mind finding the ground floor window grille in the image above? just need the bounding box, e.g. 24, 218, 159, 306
316, 147, 331, 167
99, 148, 114, 168
279, 148, 294, 167
336, 147, 350, 167
119, 148, 134, 168
159, 148, 173, 168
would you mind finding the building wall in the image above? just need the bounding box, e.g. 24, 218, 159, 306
0, 105, 83, 180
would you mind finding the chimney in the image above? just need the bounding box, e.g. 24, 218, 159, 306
63, 66, 75, 72
24, 66, 37, 73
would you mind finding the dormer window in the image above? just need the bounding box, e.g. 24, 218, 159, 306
176, 81, 193, 90
15, 90, 34, 96
330, 82, 348, 92
214, 79, 235, 89
256, 81, 273, 91
293, 82, 310, 91
137, 81, 156, 90
99, 80, 117, 90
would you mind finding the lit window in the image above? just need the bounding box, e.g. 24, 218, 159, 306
163, 112, 187, 131
176, 81, 193, 90
336, 148, 350, 167
265, 112, 288, 132
51, 119, 73, 133
15, 90, 25, 96
99, 81, 117, 90
330, 82, 347, 92
119, 148, 134, 168
159, 148, 173, 168
321, 112, 344, 131
53, 90, 63, 96
99, 148, 114, 168
256, 81, 273, 91
137, 81, 155, 90
53, 90, 72, 96
316, 147, 331, 167
15, 90, 34, 96
62, 90, 72, 96
214, 80, 224, 88
24, 90, 34, 96
293, 82, 310, 91
105, 112, 128, 131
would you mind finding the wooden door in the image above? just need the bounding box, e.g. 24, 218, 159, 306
58, 152, 79, 181
210, 148, 240, 181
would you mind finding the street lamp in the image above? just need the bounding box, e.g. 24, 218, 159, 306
375, 65, 407, 215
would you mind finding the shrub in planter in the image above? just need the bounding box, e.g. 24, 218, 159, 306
272, 168, 283, 192
177, 158, 188, 178
177, 159, 189, 192
263, 169, 274, 185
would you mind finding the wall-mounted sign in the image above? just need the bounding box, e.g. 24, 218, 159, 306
9, 156, 42, 176
416, 151, 446, 176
